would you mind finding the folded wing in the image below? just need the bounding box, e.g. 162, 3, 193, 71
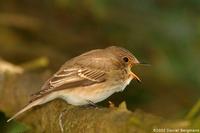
30, 67, 106, 102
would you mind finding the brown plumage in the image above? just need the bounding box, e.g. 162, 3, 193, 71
7, 46, 141, 122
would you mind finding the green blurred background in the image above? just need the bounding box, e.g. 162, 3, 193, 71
0, 0, 200, 132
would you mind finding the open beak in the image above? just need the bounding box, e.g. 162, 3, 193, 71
129, 59, 143, 83
130, 72, 141, 83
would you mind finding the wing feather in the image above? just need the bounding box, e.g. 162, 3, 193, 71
30, 67, 106, 102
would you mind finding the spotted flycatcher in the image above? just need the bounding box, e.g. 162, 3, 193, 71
7, 46, 141, 122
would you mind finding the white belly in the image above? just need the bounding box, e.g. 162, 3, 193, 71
59, 77, 132, 106
63, 89, 115, 105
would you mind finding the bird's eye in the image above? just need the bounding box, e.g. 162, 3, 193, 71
123, 57, 129, 62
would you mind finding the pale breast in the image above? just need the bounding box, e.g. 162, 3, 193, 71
58, 77, 133, 105
118, 76, 133, 92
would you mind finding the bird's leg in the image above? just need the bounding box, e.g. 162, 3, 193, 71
86, 100, 98, 108
79, 100, 102, 109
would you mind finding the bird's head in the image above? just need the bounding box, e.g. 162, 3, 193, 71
106, 46, 141, 83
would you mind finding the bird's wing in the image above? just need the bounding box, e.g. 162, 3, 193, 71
30, 67, 106, 102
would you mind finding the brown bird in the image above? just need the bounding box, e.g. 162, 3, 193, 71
7, 46, 141, 122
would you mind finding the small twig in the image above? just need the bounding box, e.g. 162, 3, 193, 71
59, 109, 67, 133
20, 56, 49, 71
185, 99, 200, 120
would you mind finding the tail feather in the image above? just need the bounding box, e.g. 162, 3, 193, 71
7, 99, 42, 122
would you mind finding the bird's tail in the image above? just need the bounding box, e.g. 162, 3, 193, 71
7, 98, 43, 122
